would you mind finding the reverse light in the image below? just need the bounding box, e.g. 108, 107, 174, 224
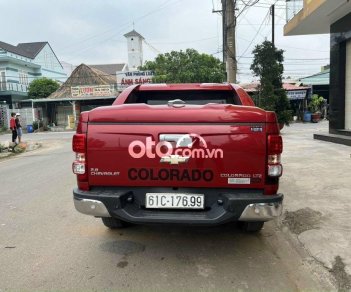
267, 134, 283, 178
73, 162, 85, 174
268, 165, 282, 177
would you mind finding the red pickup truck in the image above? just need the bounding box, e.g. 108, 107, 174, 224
72, 83, 283, 232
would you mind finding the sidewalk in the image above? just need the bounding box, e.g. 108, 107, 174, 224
0, 131, 74, 143
280, 121, 351, 290
0, 131, 73, 159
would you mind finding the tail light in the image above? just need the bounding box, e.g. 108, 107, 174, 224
72, 134, 86, 153
265, 112, 282, 195
267, 135, 283, 178
72, 133, 88, 190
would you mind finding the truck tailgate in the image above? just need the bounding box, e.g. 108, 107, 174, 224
87, 123, 267, 189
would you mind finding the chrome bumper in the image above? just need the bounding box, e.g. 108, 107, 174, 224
74, 188, 283, 223
74, 198, 111, 217
239, 202, 283, 222
74, 198, 282, 222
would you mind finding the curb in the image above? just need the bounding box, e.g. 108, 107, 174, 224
0, 142, 42, 160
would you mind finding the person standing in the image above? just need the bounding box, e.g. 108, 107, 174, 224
10, 112, 17, 144
15, 113, 22, 143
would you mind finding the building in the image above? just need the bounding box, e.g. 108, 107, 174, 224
23, 64, 118, 130
22, 64, 118, 129
240, 82, 311, 119
299, 68, 330, 102
0, 41, 67, 108
285, 0, 351, 145
60, 63, 128, 79
124, 30, 144, 71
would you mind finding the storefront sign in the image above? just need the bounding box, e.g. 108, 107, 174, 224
71, 85, 112, 97
287, 90, 307, 100
116, 71, 154, 89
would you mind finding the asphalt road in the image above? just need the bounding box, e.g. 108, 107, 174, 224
0, 133, 331, 291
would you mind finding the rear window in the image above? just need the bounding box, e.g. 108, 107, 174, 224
124, 90, 242, 105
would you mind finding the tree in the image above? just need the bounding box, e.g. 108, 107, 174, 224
28, 78, 60, 99
250, 41, 292, 125
140, 49, 225, 83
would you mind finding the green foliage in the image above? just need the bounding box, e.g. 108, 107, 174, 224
309, 94, 324, 113
28, 78, 60, 99
140, 49, 226, 83
250, 41, 292, 125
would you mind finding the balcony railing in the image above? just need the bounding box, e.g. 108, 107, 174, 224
286, 0, 304, 22
0, 82, 28, 93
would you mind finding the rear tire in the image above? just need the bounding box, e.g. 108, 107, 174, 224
101, 217, 131, 229
239, 221, 264, 232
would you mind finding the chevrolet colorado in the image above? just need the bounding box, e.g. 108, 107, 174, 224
72, 83, 283, 232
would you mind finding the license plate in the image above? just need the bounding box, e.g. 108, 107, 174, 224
145, 193, 204, 209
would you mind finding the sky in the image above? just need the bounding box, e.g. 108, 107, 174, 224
0, 0, 330, 82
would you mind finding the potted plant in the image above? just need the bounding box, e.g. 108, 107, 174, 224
309, 94, 324, 123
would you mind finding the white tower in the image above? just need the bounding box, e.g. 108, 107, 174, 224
124, 30, 144, 71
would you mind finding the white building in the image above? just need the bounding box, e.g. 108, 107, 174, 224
124, 30, 144, 71
285, 0, 351, 145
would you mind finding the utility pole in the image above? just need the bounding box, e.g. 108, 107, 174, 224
271, 4, 275, 45
222, 0, 237, 83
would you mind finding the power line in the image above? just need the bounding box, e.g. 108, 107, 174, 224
2, 73, 119, 80
59, 0, 179, 53
238, 62, 328, 65
150, 36, 218, 45
237, 23, 284, 25
238, 8, 270, 60
240, 0, 260, 6
240, 14, 267, 38
61, 0, 183, 58
237, 0, 261, 17
143, 39, 161, 55
238, 56, 329, 60
279, 45, 329, 53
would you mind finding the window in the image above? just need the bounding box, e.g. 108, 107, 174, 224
51, 54, 55, 70
0, 71, 6, 91
19, 70, 28, 85
44, 51, 49, 68
125, 90, 242, 105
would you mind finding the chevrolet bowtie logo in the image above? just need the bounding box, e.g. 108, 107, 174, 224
160, 155, 190, 165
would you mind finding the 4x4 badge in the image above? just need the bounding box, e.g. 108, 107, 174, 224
160, 155, 189, 165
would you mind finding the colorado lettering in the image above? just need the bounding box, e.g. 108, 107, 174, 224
128, 168, 213, 182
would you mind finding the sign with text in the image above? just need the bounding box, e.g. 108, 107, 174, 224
117, 71, 154, 89
71, 85, 112, 97
287, 90, 307, 100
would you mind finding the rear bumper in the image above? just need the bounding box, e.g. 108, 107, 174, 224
73, 187, 283, 225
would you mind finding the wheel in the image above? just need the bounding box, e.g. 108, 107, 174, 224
239, 221, 264, 232
101, 217, 131, 229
